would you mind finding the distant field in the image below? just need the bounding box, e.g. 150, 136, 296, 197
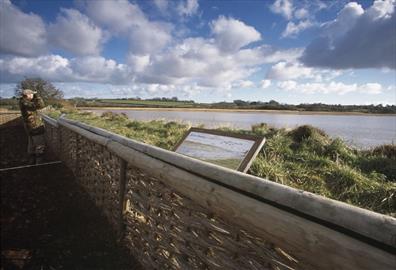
98, 99, 196, 107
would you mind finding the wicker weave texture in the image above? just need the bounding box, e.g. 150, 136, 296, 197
124, 165, 297, 270
54, 125, 121, 230
43, 122, 60, 157
59, 126, 78, 174
77, 134, 121, 229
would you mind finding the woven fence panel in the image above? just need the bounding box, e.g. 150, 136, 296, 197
43, 122, 122, 231
59, 126, 77, 174
76, 134, 122, 230
43, 122, 59, 157
124, 164, 297, 270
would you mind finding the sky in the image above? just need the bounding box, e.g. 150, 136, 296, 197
0, 0, 395, 104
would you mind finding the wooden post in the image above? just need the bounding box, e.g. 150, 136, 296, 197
118, 158, 127, 238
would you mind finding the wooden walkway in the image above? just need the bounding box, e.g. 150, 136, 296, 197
1, 121, 141, 269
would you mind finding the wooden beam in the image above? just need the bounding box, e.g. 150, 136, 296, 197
41, 114, 58, 127
57, 118, 110, 146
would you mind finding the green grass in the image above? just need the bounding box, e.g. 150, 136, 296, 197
47, 110, 396, 216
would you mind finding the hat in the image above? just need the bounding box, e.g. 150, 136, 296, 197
22, 89, 36, 96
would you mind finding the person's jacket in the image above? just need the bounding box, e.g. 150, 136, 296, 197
19, 95, 45, 135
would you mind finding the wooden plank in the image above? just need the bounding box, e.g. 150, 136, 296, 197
57, 119, 110, 146
0, 161, 62, 172
41, 114, 58, 127
58, 117, 396, 248
107, 140, 395, 270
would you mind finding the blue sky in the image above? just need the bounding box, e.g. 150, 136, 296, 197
0, 0, 395, 105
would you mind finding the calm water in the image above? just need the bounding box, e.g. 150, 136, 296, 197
87, 109, 396, 148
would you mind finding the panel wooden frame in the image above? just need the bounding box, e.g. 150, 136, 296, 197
173, 127, 265, 173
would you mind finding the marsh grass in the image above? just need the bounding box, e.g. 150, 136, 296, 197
47, 110, 395, 216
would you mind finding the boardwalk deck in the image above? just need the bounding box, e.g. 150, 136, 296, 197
0, 119, 141, 270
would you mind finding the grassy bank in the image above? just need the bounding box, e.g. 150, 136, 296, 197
47, 110, 395, 216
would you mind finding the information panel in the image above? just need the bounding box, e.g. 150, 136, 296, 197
174, 128, 265, 172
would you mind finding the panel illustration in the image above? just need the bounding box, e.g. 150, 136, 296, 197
174, 128, 265, 172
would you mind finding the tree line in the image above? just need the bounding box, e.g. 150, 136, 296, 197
0, 78, 395, 114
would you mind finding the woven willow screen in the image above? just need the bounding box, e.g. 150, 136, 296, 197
42, 115, 395, 270
124, 164, 298, 269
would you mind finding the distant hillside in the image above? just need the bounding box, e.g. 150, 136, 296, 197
1, 97, 395, 114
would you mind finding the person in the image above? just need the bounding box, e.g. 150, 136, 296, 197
19, 89, 46, 164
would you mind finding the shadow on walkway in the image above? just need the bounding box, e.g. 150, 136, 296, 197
0, 117, 31, 169
1, 118, 141, 269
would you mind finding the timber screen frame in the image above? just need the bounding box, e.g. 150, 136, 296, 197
173, 128, 265, 173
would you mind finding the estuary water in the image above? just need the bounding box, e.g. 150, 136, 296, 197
86, 108, 396, 148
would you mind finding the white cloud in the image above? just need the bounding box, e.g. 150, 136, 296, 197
360, 83, 383, 94
366, 0, 395, 19
211, 16, 261, 52
127, 54, 150, 73
267, 61, 345, 82
0, 0, 47, 56
277, 80, 298, 91
69, 56, 129, 83
48, 9, 105, 56
260, 79, 272, 89
153, 0, 169, 14
83, 0, 172, 55
277, 80, 384, 95
84, 0, 146, 34
0, 36, 308, 94
135, 36, 264, 88
301, 0, 396, 69
0, 54, 131, 84
294, 8, 309, 19
0, 55, 72, 82
233, 80, 255, 88
270, 0, 294, 20
322, 2, 364, 41
270, 0, 325, 38
177, 0, 199, 17
128, 23, 172, 55
267, 61, 313, 80
386, 85, 396, 92
282, 20, 314, 37
261, 47, 304, 63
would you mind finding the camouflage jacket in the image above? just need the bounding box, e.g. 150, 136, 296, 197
19, 96, 45, 135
